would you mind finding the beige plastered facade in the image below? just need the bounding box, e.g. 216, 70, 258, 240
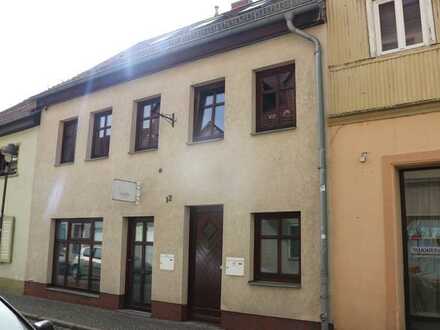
0, 127, 39, 294
25, 26, 327, 322
329, 110, 440, 330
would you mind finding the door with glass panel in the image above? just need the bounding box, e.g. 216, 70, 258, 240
401, 168, 440, 330
125, 218, 154, 311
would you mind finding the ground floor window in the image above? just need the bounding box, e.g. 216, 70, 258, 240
52, 219, 102, 292
254, 212, 301, 283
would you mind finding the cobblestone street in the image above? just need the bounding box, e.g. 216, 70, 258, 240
2, 292, 219, 330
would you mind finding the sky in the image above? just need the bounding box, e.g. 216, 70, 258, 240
0, 0, 235, 111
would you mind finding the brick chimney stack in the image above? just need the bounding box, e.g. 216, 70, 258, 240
231, 0, 252, 11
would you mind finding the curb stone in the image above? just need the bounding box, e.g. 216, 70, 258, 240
24, 312, 100, 330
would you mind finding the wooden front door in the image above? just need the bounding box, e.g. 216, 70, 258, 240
125, 218, 154, 311
188, 206, 223, 322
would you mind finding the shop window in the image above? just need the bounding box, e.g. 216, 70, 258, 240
368, 0, 436, 55
254, 212, 301, 283
53, 219, 103, 292
401, 168, 440, 325
256, 64, 295, 132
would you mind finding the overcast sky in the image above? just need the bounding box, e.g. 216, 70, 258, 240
0, 0, 235, 111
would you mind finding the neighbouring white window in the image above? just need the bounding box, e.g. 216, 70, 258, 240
366, 0, 436, 56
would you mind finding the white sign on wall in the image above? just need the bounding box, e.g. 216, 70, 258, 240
160, 254, 175, 271
112, 179, 141, 203
225, 257, 245, 276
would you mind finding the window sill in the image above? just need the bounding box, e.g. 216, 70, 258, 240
128, 148, 158, 155
85, 156, 109, 162
54, 161, 74, 168
46, 287, 99, 298
248, 280, 301, 289
251, 127, 296, 136
186, 137, 224, 145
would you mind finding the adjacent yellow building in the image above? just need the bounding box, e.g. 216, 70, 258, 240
328, 1, 440, 329
0, 99, 40, 294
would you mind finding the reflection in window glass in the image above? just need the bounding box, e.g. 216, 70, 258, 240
193, 82, 225, 142
135, 222, 143, 242
53, 219, 102, 292
91, 246, 101, 292
402, 168, 440, 319
201, 107, 213, 130
56, 222, 68, 240
144, 245, 154, 304
260, 239, 277, 273
146, 222, 154, 242
261, 219, 278, 235
282, 218, 299, 235
403, 0, 423, 46
281, 239, 299, 275
379, 2, 399, 51
94, 222, 103, 242
53, 243, 66, 286
254, 213, 301, 283
215, 106, 224, 131
205, 95, 214, 106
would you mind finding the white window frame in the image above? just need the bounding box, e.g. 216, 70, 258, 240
366, 0, 436, 56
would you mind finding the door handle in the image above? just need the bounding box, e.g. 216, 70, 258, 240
219, 265, 223, 270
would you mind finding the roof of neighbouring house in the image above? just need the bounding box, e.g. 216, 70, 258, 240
0, 98, 40, 137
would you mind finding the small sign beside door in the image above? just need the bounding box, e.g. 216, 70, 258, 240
225, 257, 245, 276
112, 179, 141, 203
160, 254, 175, 271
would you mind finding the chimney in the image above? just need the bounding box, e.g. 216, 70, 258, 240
231, 0, 252, 11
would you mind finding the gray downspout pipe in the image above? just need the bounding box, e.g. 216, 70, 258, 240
285, 12, 329, 330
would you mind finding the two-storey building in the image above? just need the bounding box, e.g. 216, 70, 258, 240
328, 1, 440, 329
0, 99, 40, 295
23, 1, 328, 329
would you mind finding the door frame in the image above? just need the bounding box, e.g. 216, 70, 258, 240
124, 217, 154, 311
399, 167, 440, 329
187, 205, 223, 322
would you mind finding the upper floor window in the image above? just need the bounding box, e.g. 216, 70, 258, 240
135, 98, 160, 151
368, 0, 436, 56
91, 110, 112, 159
60, 119, 78, 164
254, 212, 301, 284
193, 81, 225, 142
256, 64, 295, 133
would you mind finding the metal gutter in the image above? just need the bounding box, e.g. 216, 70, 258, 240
285, 8, 329, 330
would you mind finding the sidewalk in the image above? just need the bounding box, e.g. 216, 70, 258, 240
1, 292, 219, 330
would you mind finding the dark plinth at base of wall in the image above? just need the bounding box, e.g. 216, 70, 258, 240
221, 310, 330, 330
150, 301, 330, 330
24, 281, 123, 310
151, 301, 188, 321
